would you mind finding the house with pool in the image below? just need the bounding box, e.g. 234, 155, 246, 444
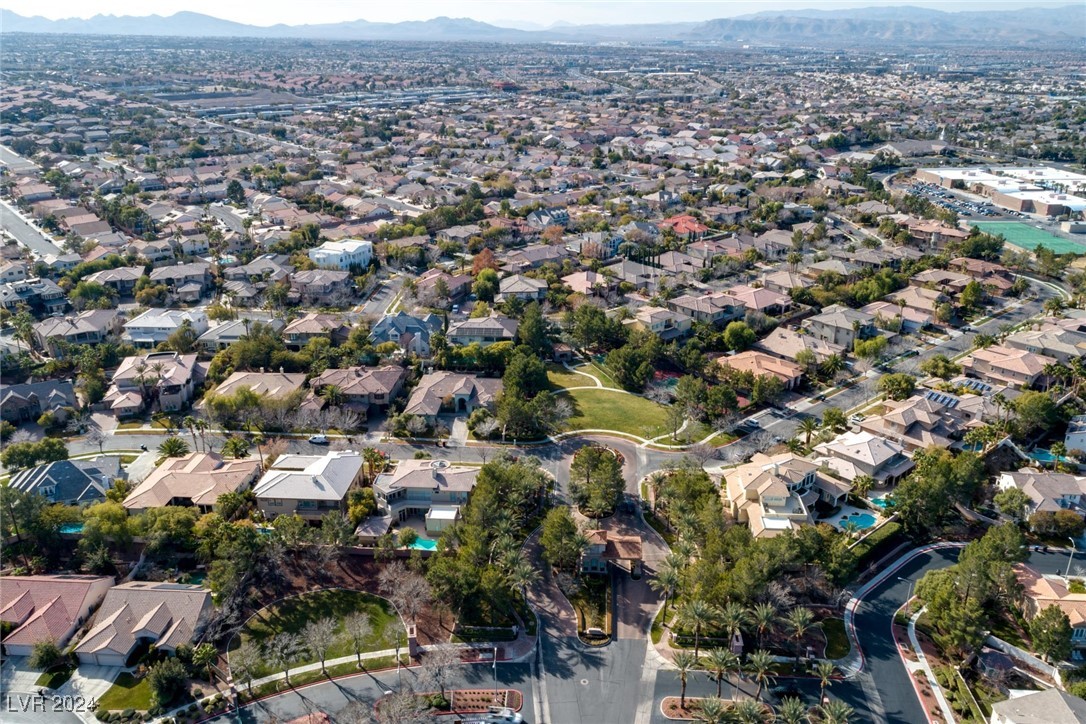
373, 459, 479, 536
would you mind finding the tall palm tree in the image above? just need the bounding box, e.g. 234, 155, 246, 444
816, 700, 854, 724
182, 415, 199, 451
650, 561, 682, 622
747, 602, 778, 649
1050, 441, 1067, 471
785, 607, 817, 667
678, 599, 722, 661
506, 556, 539, 600
720, 601, 747, 652
746, 650, 775, 703
695, 696, 729, 724
776, 697, 810, 724
703, 648, 737, 699
362, 447, 384, 480
813, 660, 836, 703
194, 418, 210, 453
798, 417, 819, 448
320, 384, 344, 407
673, 650, 697, 710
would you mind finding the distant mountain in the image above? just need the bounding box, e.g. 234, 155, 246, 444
1, 5, 1082, 45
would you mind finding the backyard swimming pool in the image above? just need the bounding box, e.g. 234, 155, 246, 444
870, 496, 894, 510
1029, 449, 1059, 464
410, 538, 438, 551
60, 523, 84, 534
837, 512, 877, 531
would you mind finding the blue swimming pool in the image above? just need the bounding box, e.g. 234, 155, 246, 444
870, 496, 894, 510
60, 523, 84, 534
837, 513, 877, 531
1030, 449, 1058, 464
410, 538, 438, 551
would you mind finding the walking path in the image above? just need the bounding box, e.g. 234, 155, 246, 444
906, 607, 956, 724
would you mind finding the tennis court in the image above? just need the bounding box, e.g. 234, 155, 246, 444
971, 221, 1086, 255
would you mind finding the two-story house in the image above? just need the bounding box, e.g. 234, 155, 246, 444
623, 305, 692, 342
960, 344, 1055, 390
0, 381, 78, 424
997, 470, 1086, 519
495, 274, 548, 303
290, 269, 353, 306
33, 309, 124, 356
310, 365, 407, 414
0, 278, 66, 315
667, 292, 744, 326
84, 266, 144, 297
308, 239, 373, 270
104, 351, 202, 415
722, 452, 824, 539
805, 304, 878, 348
253, 451, 365, 522
149, 262, 212, 303
447, 314, 519, 348
374, 459, 479, 535
122, 309, 209, 348
813, 430, 915, 485
282, 313, 351, 350
370, 312, 443, 357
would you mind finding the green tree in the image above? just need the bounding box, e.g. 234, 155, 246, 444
723, 321, 756, 352
746, 649, 775, 703
221, 436, 250, 459
918, 354, 961, 380
157, 436, 190, 461
1012, 391, 1060, 440
28, 640, 63, 671
192, 642, 218, 683
993, 487, 1032, 522
473, 268, 499, 302
517, 301, 552, 357
606, 331, 660, 391
1029, 604, 1073, 663
821, 407, 847, 433
147, 657, 189, 708
960, 280, 985, 312
673, 650, 697, 710
540, 506, 586, 573
226, 179, 245, 204
877, 373, 916, 401
568, 446, 625, 517
677, 598, 722, 661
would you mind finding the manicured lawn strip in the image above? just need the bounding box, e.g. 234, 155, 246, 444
546, 364, 590, 391
97, 672, 153, 711
822, 618, 850, 659
582, 362, 618, 389
569, 575, 611, 634
237, 655, 409, 704
234, 589, 405, 679
35, 667, 74, 689
560, 388, 669, 439
452, 627, 518, 643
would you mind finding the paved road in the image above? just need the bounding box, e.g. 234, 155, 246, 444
206, 661, 534, 723
0, 200, 63, 258
358, 275, 405, 318
0, 145, 39, 173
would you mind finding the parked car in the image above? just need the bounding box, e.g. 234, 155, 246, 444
849, 414, 865, 424
308, 433, 329, 445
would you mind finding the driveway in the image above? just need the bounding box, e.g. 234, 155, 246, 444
0, 658, 82, 724
57, 665, 120, 723
123, 451, 159, 484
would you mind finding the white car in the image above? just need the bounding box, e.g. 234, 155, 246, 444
308, 433, 329, 445
849, 414, 865, 424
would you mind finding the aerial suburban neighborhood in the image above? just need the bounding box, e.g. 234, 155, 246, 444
0, 3, 1085, 723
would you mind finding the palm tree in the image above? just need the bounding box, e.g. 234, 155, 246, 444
221, 435, 250, 459
785, 607, 817, 667
813, 660, 836, 703
776, 697, 810, 724
747, 602, 778, 649
182, 415, 199, 451
192, 642, 218, 684
1051, 441, 1067, 470
787, 252, 802, 272
320, 384, 344, 407
506, 556, 538, 600
746, 650, 775, 703
851, 475, 875, 500
362, 447, 384, 480
194, 417, 211, 453
815, 700, 853, 724
732, 699, 767, 723
650, 561, 682, 621
678, 599, 722, 661
696, 696, 729, 724
819, 355, 845, 379
798, 417, 819, 448
673, 650, 697, 710
157, 436, 190, 461
703, 648, 737, 699
720, 601, 746, 652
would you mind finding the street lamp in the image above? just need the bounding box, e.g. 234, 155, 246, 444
1067, 538, 1078, 578
898, 576, 914, 603
492, 653, 498, 700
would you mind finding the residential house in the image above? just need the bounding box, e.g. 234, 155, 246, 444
0, 260, 28, 284
624, 305, 692, 341
210, 370, 307, 401
858, 392, 968, 451
813, 430, 914, 485
991, 688, 1086, 724
501, 244, 568, 273
122, 309, 209, 348
33, 309, 123, 356
253, 450, 365, 522
720, 284, 793, 317
0, 575, 114, 657
805, 304, 878, 348
862, 300, 932, 331
9, 457, 124, 506
374, 459, 479, 534
104, 351, 202, 415
0, 277, 66, 315
283, 313, 351, 350
496, 274, 548, 303
416, 268, 471, 303
960, 345, 1056, 390
948, 257, 1015, 295
718, 350, 805, 390
308, 239, 373, 270
447, 314, 519, 347
581, 529, 643, 575
196, 318, 285, 352
911, 268, 973, 296
1066, 415, 1086, 456
1003, 327, 1086, 366
222, 253, 292, 283
74, 581, 213, 666
1013, 565, 1086, 652
290, 269, 353, 306
370, 312, 443, 357
722, 452, 848, 539
0, 380, 78, 423
149, 262, 212, 303
404, 372, 502, 421
84, 266, 143, 297
666, 292, 743, 326
562, 271, 614, 297
123, 453, 262, 514
997, 470, 1086, 518
567, 231, 621, 260
657, 214, 709, 240
525, 207, 570, 229
761, 270, 812, 295
602, 259, 662, 293
310, 365, 407, 413
755, 327, 845, 364
888, 286, 948, 319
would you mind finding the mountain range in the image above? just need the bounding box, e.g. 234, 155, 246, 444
1, 5, 1082, 46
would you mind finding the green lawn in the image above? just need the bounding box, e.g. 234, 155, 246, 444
238, 654, 409, 703
35, 667, 74, 690
98, 672, 153, 711
559, 388, 669, 439
546, 364, 591, 391
234, 589, 406, 678
569, 575, 611, 635
583, 362, 619, 388
822, 618, 851, 659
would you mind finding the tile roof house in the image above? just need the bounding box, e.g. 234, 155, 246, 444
718, 350, 805, 389
581, 529, 643, 574
370, 312, 443, 357
374, 459, 479, 534
624, 305, 692, 341
404, 372, 502, 420
496, 274, 548, 303
997, 470, 1086, 517
720, 284, 793, 316
858, 393, 968, 451
74, 581, 213, 666
289, 269, 353, 306
1003, 327, 1086, 366
805, 304, 878, 348
813, 430, 914, 485
447, 314, 519, 347
0, 380, 78, 424
1013, 564, 1086, 652
416, 268, 471, 302
0, 277, 67, 315
210, 371, 307, 400
0, 574, 114, 657
9, 457, 124, 506
105, 351, 202, 415
991, 688, 1086, 724
123, 452, 262, 514
310, 365, 407, 412
122, 308, 209, 348
666, 291, 744, 326
253, 451, 365, 521
960, 344, 1056, 390
562, 270, 615, 297
33, 309, 124, 356
283, 313, 351, 350
755, 327, 845, 364
196, 318, 285, 352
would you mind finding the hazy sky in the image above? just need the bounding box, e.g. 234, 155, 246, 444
4, 0, 1068, 28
